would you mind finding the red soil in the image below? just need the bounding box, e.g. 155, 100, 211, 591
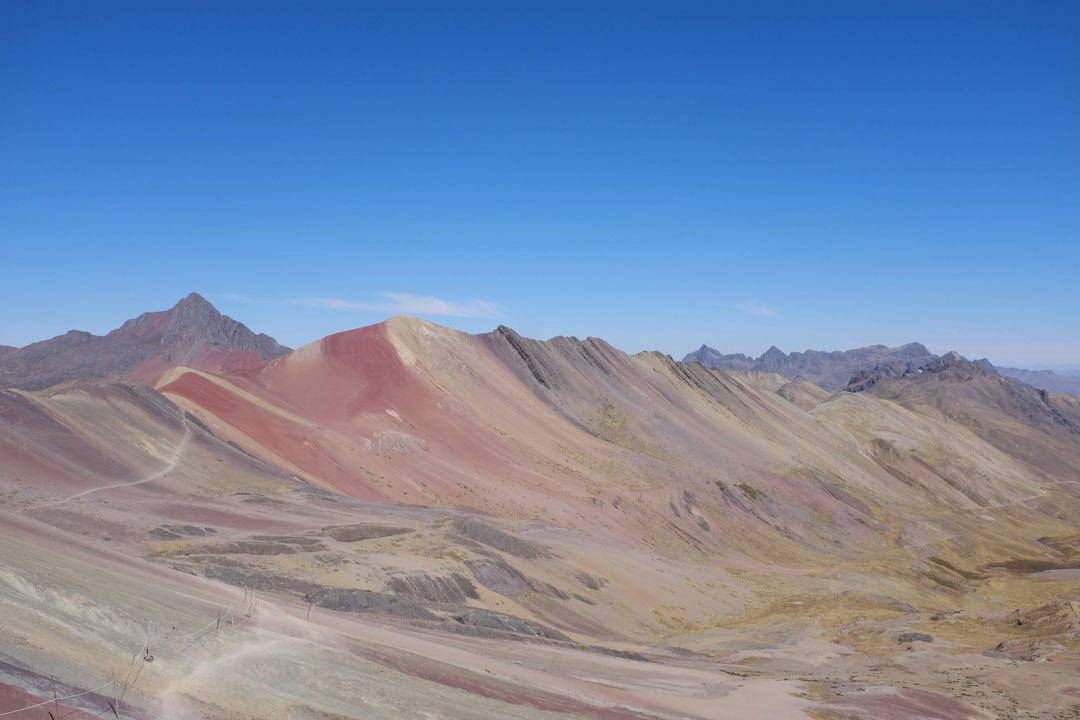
0, 678, 108, 719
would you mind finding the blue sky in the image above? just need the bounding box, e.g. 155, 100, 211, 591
3, 2, 1078, 368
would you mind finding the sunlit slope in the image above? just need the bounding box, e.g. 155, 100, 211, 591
157, 317, 1069, 567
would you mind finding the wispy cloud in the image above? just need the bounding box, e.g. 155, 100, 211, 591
383, 293, 501, 318
735, 300, 777, 318
220, 293, 259, 304
289, 293, 501, 318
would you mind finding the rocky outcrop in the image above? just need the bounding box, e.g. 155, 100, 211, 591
450, 608, 570, 641
450, 519, 551, 560
491, 325, 561, 390
322, 524, 411, 542
385, 573, 479, 604
465, 557, 569, 599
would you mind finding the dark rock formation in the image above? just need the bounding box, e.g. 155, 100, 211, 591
451, 608, 570, 641
450, 519, 551, 560
385, 573, 479, 604
465, 557, 569, 599
322, 524, 411, 542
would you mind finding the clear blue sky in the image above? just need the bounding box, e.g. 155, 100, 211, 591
3, 2, 1078, 368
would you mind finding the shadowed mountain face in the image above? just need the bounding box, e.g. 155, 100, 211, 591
0, 293, 290, 390
998, 366, 1080, 395
684, 342, 937, 390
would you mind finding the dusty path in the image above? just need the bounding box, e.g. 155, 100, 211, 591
37, 424, 191, 509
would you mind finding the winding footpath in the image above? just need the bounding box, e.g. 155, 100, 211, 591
39, 424, 192, 509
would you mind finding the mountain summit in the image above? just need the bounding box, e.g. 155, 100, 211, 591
0, 292, 290, 390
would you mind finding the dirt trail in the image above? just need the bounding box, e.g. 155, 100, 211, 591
38, 424, 191, 509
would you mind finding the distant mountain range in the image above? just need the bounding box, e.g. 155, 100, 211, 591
684, 341, 1080, 396
0, 292, 290, 391
995, 366, 1080, 395
683, 342, 937, 391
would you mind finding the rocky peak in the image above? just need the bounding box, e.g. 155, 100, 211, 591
159, 292, 290, 364
754, 346, 792, 372
919, 351, 997, 379
681, 345, 755, 371
0, 293, 290, 390
941, 350, 964, 365
178, 290, 213, 307
760, 345, 785, 358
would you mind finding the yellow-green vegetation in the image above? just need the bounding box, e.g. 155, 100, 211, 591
586, 399, 672, 462
148, 540, 192, 557
563, 447, 662, 491
737, 482, 762, 500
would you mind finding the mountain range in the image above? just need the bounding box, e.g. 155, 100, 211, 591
995, 365, 1080, 395
683, 342, 938, 390
1, 294, 1079, 719
683, 341, 1080, 397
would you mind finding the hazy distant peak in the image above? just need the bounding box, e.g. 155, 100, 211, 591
997, 366, 1080, 395
682, 345, 754, 372
682, 340, 938, 390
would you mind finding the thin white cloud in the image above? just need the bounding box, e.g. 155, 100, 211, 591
289, 293, 501, 318
735, 300, 777, 318
220, 293, 260, 304
382, 293, 501, 318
